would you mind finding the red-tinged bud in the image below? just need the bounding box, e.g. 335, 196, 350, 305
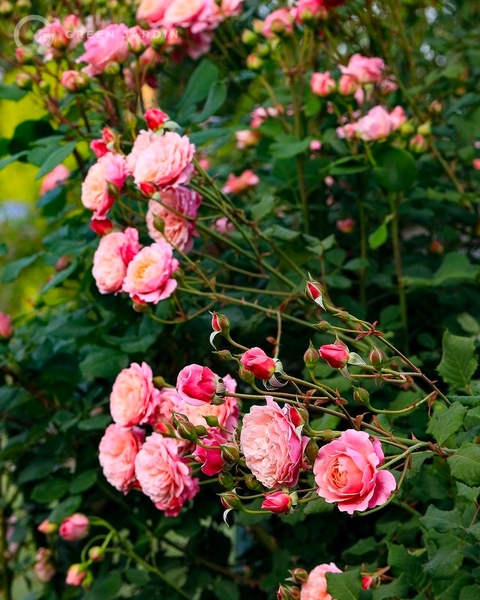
429, 239, 444, 254
305, 438, 319, 463
62, 70, 90, 93
261, 491, 292, 514
88, 546, 105, 562
66, 564, 87, 587
409, 134, 428, 153
289, 568, 309, 585
319, 343, 349, 369
241, 29, 257, 45
90, 218, 113, 235
154, 421, 176, 436
211, 311, 230, 334
144, 107, 169, 131
287, 405, 307, 427
16, 72, 33, 90
213, 349, 235, 362
220, 445, 240, 463
369, 347, 385, 365
15, 45, 35, 64
277, 584, 301, 600
338, 74, 358, 95
102, 127, 116, 144
219, 491, 241, 510
218, 471, 235, 490
305, 281, 325, 308
127, 28, 146, 54
362, 576, 373, 590
252, 19, 264, 33
104, 61, 120, 76
55, 255, 71, 272
59, 514, 89, 541
246, 53, 264, 71
37, 519, 57, 534
90, 139, 109, 158
304, 341, 319, 370
139, 182, 156, 197
238, 364, 256, 384
417, 121, 431, 136
240, 347, 276, 380
353, 387, 370, 405
132, 296, 148, 312
0, 1, 13, 15
336, 218, 355, 234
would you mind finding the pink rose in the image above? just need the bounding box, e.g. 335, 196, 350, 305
240, 347, 276, 380
81, 152, 127, 219
336, 123, 357, 140
126, 130, 156, 174
294, 0, 328, 22
262, 8, 294, 38
250, 105, 281, 129
90, 139, 109, 158
261, 491, 292, 514
193, 427, 226, 475
313, 429, 397, 514
240, 397, 307, 489
235, 129, 261, 149
59, 514, 89, 541
340, 54, 385, 84
338, 74, 358, 95
176, 364, 220, 406
34, 19, 69, 61
122, 241, 179, 304
389, 105, 407, 130
110, 362, 161, 428
300, 563, 342, 600
99, 424, 145, 493
0, 313, 13, 339
337, 218, 355, 234
222, 169, 260, 194
473, 158, 480, 171
146, 187, 201, 252
319, 343, 349, 368
40, 164, 70, 195
66, 564, 87, 586
311, 72, 336, 97
76, 24, 130, 76
131, 131, 195, 193
92, 228, 140, 294
221, 0, 243, 18
162, 0, 219, 34
137, 0, 173, 26
355, 105, 392, 141
135, 434, 199, 516
214, 216, 234, 234
61, 69, 89, 92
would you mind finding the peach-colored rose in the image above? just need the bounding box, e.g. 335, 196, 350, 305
40, 164, 70, 195
235, 130, 261, 149
110, 362, 161, 428
340, 54, 385, 84
222, 169, 259, 194
313, 429, 397, 514
162, 0, 219, 33
146, 187, 201, 252
99, 424, 145, 493
300, 563, 342, 600
135, 433, 199, 516
355, 105, 392, 141
76, 24, 130, 76
92, 228, 140, 294
0, 313, 13, 339
132, 131, 195, 192
311, 72, 336, 97
122, 241, 179, 304
137, 0, 173, 26
81, 152, 126, 219
240, 396, 307, 489
59, 514, 89, 541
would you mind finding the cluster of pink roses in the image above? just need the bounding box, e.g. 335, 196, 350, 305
98, 361, 240, 515
337, 105, 407, 142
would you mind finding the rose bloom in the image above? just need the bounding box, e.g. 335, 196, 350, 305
240, 347, 276, 380
76, 24, 130, 76
222, 170, 260, 194
99, 424, 145, 493
110, 362, 161, 428
389, 105, 407, 130
294, 0, 328, 22
340, 54, 385, 84
132, 131, 195, 193
176, 364, 219, 406
126, 130, 156, 174
66, 564, 87, 587
0, 313, 13, 339
240, 396, 307, 489
122, 241, 179, 304
146, 187, 202, 252
193, 427, 226, 475
338, 73, 358, 96
81, 153, 127, 219
92, 228, 140, 294
162, 0, 220, 34
221, 0, 243, 17
235, 129, 261, 149
311, 72, 336, 97
262, 8, 294, 38
300, 563, 342, 600
59, 514, 89, 541
137, 0, 173, 26
355, 105, 392, 141
214, 216, 234, 234
250, 106, 281, 129
90, 139, 109, 158
40, 164, 70, 195
313, 429, 397, 514
135, 433, 199, 516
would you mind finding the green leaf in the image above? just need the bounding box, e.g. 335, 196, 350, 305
437, 575, 472, 600
192, 80, 227, 123
250, 195, 275, 222
77, 414, 111, 431
303, 496, 334, 515
270, 136, 313, 159
368, 220, 389, 250
79, 347, 129, 380
372, 574, 410, 599
460, 586, 480, 600
419, 506, 463, 533
325, 568, 361, 600
17, 459, 56, 484
1, 253, 41, 283
0, 150, 28, 171
456, 482, 480, 503
125, 569, 151, 585
428, 402, 467, 444
41, 259, 78, 294
31, 479, 69, 503
404, 253, 480, 288
373, 146, 418, 192
179, 59, 219, 114
447, 443, 480, 486
69, 470, 97, 494
48, 495, 82, 524
0, 243, 7, 257
423, 548, 462, 579
0, 83, 28, 101
387, 544, 423, 583
84, 573, 122, 600
437, 330, 478, 391
34, 141, 77, 180
213, 579, 240, 600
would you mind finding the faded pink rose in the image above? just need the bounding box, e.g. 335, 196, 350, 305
122, 241, 179, 304
34, 559, 56, 582
76, 24, 130, 76
35, 19, 69, 61
214, 216, 234, 235
99, 424, 145, 493
240, 347, 276, 380
193, 427, 226, 475
132, 131, 195, 192
336, 123, 357, 140
0, 313, 13, 339
176, 364, 219, 406
59, 514, 89, 541
340, 54, 385, 84
235, 129, 261, 149
110, 362, 161, 428
146, 187, 201, 252
311, 72, 336, 97
355, 105, 392, 141
135, 433, 199, 516
261, 491, 292, 513
240, 397, 307, 489
92, 228, 140, 294
262, 8, 294, 38
81, 152, 127, 219
40, 164, 70, 195
222, 170, 259, 194
389, 105, 407, 130
300, 563, 342, 600
66, 564, 87, 586
313, 429, 397, 514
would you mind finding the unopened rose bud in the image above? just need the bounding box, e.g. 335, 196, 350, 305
219, 491, 242, 510
261, 491, 292, 514
38, 80, 50, 93
305, 281, 325, 308
369, 347, 385, 365
203, 415, 219, 428
337, 218, 355, 234
362, 576, 373, 590
15, 45, 35, 64
16, 72, 33, 90
37, 519, 57, 534
241, 29, 257, 45
59, 514, 89, 541
417, 121, 431, 136
16, 0, 31, 11
176, 421, 198, 442
81, 570, 94, 590
353, 387, 370, 405
245, 474, 264, 492
0, 313, 13, 339
409, 134, 428, 153
132, 296, 148, 312
34, 560, 56, 582
252, 19, 264, 34
66, 564, 88, 587
304, 341, 319, 370
289, 568, 309, 585
106, 181, 120, 199
88, 546, 105, 562
127, 30, 146, 54
214, 349, 235, 362
256, 43, 270, 58
399, 120, 415, 136
246, 53, 264, 71
123, 110, 137, 130
218, 471, 235, 490
144, 108, 168, 131
338, 74, 358, 95
0, 0, 13, 15
305, 438, 319, 462
238, 364, 256, 384
429, 239, 444, 254
151, 30, 166, 50
90, 218, 113, 235
211, 312, 230, 335
55, 255, 71, 272
220, 445, 240, 463
277, 584, 301, 600
195, 425, 208, 437
317, 320, 331, 332
319, 343, 349, 369
104, 61, 120, 75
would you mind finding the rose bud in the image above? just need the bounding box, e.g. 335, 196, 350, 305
144, 107, 169, 131
211, 312, 231, 335
246, 53, 264, 70
338, 74, 358, 95
0, 313, 13, 339
176, 364, 222, 406
58, 514, 89, 541
66, 564, 87, 586
304, 341, 319, 370
37, 519, 57, 534
90, 218, 113, 235
219, 491, 242, 510
88, 546, 105, 562
240, 347, 276, 380
319, 343, 349, 369
34, 560, 56, 582
352, 387, 370, 405
369, 347, 385, 365
261, 491, 292, 514
218, 471, 235, 490
277, 584, 301, 600
241, 29, 257, 45
362, 576, 373, 590
305, 280, 325, 308
288, 568, 308, 585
